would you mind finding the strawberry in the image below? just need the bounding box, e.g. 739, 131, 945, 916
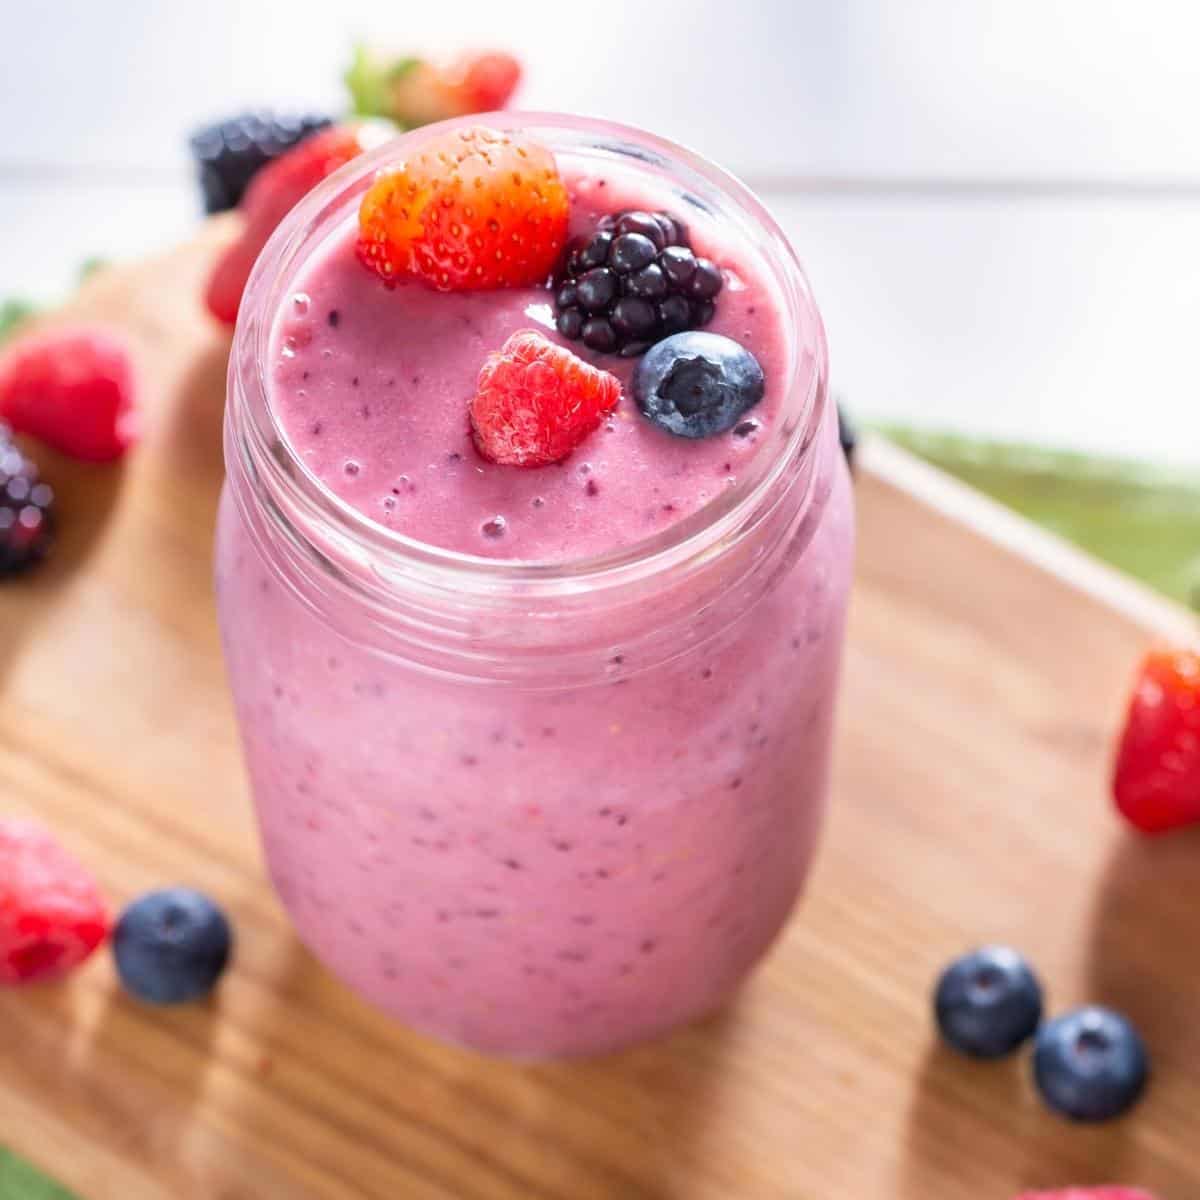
0, 819, 110, 985
346, 47, 521, 128
205, 124, 382, 326
357, 125, 569, 292
0, 327, 138, 462
1015, 1190, 1158, 1200
1113, 647, 1200, 833
470, 330, 621, 467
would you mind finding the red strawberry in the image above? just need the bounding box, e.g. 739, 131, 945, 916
470, 330, 621, 467
443, 51, 523, 114
1015, 1190, 1158, 1200
356, 125, 569, 292
206, 124, 379, 325
0, 819, 110, 985
1113, 647, 1200, 833
0, 327, 138, 462
346, 47, 521, 128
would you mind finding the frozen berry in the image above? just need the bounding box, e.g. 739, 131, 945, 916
470, 329, 621, 467
0, 425, 54, 576
633, 332, 764, 439
1033, 1006, 1149, 1122
934, 946, 1043, 1058
189, 111, 333, 214
1113, 648, 1200, 833
357, 126, 568, 291
113, 888, 233, 1005
554, 210, 721, 355
0, 819, 109, 984
0, 327, 139, 461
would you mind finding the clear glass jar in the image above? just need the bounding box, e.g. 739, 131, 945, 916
216, 114, 854, 1057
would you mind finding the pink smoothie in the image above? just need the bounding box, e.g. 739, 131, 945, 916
216, 124, 854, 1057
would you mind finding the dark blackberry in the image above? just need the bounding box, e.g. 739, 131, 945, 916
0, 424, 54, 576
555, 210, 723, 355
189, 111, 333, 213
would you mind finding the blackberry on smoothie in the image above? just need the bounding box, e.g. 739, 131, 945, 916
217, 116, 853, 1056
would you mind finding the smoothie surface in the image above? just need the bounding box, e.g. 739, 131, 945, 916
269, 169, 792, 561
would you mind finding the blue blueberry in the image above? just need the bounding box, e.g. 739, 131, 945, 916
633, 332, 765, 439
1032, 1006, 1149, 1122
933, 946, 1043, 1058
113, 888, 233, 1004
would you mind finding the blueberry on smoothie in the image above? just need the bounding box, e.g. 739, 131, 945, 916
633, 332, 764, 438
113, 888, 233, 1004
933, 945, 1043, 1058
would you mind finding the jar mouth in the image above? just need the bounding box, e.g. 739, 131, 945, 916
230, 111, 828, 600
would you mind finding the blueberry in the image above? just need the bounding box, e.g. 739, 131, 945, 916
659, 245, 697, 288
576, 268, 618, 313
556, 308, 584, 340
688, 257, 724, 300
615, 211, 666, 249
933, 946, 1043, 1059
113, 888, 233, 1004
626, 263, 668, 300
1033, 1006, 1149, 1122
609, 233, 657, 273
633, 332, 765, 439
582, 317, 618, 353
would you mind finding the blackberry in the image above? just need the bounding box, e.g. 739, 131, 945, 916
0, 424, 54, 577
555, 210, 723, 355
189, 111, 333, 213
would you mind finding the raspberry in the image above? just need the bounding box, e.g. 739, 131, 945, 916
0, 423, 54, 576
0, 819, 110, 985
1113, 647, 1200, 833
356, 126, 569, 292
189, 110, 334, 214
0, 327, 139, 462
206, 125, 377, 325
470, 330, 621, 467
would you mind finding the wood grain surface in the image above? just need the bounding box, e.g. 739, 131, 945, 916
1, 230, 1198, 1200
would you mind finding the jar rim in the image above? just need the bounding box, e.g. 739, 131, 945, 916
228, 111, 828, 603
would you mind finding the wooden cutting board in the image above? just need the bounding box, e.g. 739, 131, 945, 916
1, 226, 1197, 1200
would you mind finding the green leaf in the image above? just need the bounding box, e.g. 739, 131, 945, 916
885, 426, 1200, 611
345, 44, 390, 118
0, 299, 36, 344
0, 1148, 79, 1200
77, 256, 109, 283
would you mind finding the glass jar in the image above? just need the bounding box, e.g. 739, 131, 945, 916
216, 114, 854, 1057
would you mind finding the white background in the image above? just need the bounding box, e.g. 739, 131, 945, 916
2, 0, 1199, 464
